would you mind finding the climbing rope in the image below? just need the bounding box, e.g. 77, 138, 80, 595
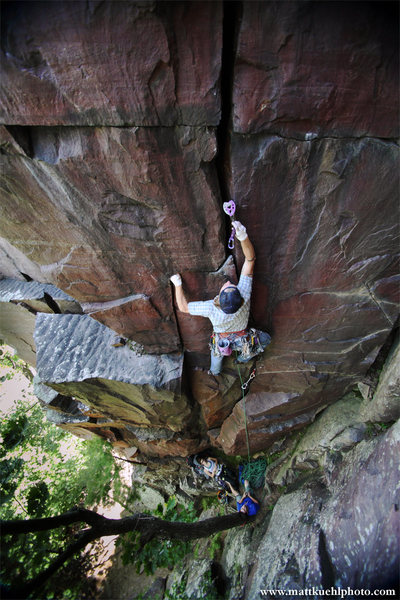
240, 458, 267, 489
236, 359, 267, 489
236, 360, 252, 463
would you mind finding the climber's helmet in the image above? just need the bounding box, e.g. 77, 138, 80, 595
219, 284, 243, 314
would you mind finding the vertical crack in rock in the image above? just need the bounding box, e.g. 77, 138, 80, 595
170, 283, 184, 353
318, 528, 336, 588
216, 1, 242, 252
167, 2, 241, 352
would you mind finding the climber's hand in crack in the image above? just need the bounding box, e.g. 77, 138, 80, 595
170, 273, 189, 313
232, 220, 247, 241
170, 274, 182, 287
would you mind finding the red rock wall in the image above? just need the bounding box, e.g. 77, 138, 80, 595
0, 1, 399, 456
0, 1, 222, 126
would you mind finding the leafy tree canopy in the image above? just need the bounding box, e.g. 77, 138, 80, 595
0, 349, 131, 598
0, 347, 252, 600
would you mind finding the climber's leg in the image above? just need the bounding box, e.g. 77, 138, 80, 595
209, 351, 224, 375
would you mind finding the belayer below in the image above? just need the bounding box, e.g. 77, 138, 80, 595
170, 220, 271, 375
226, 479, 260, 516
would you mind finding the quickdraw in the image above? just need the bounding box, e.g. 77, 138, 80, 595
241, 367, 256, 390
223, 199, 236, 250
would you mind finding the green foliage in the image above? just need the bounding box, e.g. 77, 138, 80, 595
208, 531, 222, 560
0, 411, 29, 452
0, 345, 33, 382
117, 496, 197, 576
51, 436, 122, 512
201, 495, 220, 511
198, 570, 221, 600
0, 396, 125, 596
0, 457, 24, 505
26, 481, 50, 517
365, 421, 392, 438
164, 577, 190, 600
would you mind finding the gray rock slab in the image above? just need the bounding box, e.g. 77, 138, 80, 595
274, 393, 367, 485
0, 278, 82, 314
45, 408, 90, 425
221, 527, 253, 600
0, 278, 82, 365
34, 313, 182, 387
0, 301, 37, 365
34, 313, 188, 430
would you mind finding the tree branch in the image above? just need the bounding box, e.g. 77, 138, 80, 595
2, 509, 254, 599
1, 507, 107, 535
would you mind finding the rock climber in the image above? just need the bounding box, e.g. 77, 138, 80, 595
226, 479, 260, 516
198, 455, 237, 490
170, 220, 271, 375
187, 454, 237, 490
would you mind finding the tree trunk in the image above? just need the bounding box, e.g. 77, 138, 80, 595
1, 507, 253, 599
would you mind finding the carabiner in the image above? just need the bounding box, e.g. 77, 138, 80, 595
228, 231, 235, 250
241, 368, 256, 390
224, 200, 236, 251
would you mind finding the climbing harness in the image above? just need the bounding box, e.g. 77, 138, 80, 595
223, 199, 236, 250
241, 368, 256, 390
210, 329, 264, 361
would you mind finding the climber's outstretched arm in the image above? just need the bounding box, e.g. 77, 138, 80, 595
170, 274, 189, 313
233, 221, 256, 277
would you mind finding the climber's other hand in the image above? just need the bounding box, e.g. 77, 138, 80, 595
170, 274, 182, 287
232, 221, 248, 241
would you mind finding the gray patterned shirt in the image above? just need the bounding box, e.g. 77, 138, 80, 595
188, 274, 252, 333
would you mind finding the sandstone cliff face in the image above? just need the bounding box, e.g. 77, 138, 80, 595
0, 1, 399, 457
119, 396, 399, 599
